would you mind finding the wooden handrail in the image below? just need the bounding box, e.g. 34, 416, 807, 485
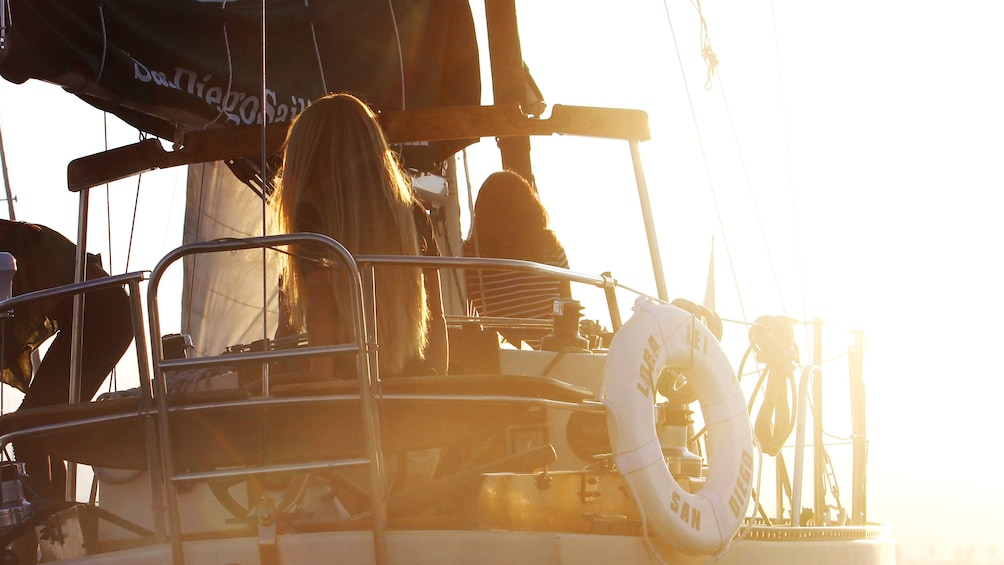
66, 104, 649, 191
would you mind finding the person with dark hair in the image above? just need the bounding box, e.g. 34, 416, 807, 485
273, 93, 447, 377
463, 171, 571, 345
0, 219, 134, 501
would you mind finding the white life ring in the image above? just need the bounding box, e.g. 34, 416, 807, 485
601, 297, 754, 556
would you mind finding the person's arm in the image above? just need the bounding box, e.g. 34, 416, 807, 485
423, 268, 449, 375
553, 240, 573, 299
292, 204, 346, 376
415, 205, 447, 373
302, 267, 339, 377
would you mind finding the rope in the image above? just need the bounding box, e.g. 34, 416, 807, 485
706, 437, 764, 563
747, 315, 798, 456
660, 1, 747, 322
694, 0, 718, 91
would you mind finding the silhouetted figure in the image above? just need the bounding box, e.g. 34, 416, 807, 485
0, 220, 133, 501
463, 171, 571, 346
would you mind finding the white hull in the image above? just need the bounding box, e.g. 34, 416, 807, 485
56, 528, 896, 565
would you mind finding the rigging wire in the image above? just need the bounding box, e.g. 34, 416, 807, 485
96, 5, 107, 85
770, 0, 811, 349
0, 115, 14, 220
459, 149, 478, 317
102, 112, 117, 393
103, 115, 113, 274
259, 0, 269, 365
672, 0, 811, 328
183, 163, 210, 339
461, 149, 486, 317
206, 23, 234, 128
660, 0, 747, 321
387, 0, 406, 111
124, 132, 147, 272
714, 76, 789, 316
305, 1, 328, 94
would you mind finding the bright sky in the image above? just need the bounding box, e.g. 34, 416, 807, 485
507, 1, 1004, 558
1, 0, 1003, 560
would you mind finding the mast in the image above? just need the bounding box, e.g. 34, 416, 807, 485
484, 0, 533, 183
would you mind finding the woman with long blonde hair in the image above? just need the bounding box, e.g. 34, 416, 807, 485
274, 93, 443, 377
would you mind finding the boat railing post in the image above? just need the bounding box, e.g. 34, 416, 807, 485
790, 364, 815, 526
145, 270, 185, 564
66, 187, 90, 502
601, 272, 622, 331
850, 329, 867, 525
775, 454, 787, 525
628, 140, 668, 302
145, 234, 388, 565
359, 262, 388, 564
812, 318, 825, 525
128, 277, 167, 542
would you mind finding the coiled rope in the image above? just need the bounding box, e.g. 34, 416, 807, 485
741, 315, 798, 456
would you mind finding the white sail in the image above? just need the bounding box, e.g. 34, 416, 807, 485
181, 162, 279, 358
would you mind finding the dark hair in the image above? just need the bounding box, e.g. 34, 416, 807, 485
465, 171, 561, 262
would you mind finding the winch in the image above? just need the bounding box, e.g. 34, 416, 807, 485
0, 461, 33, 531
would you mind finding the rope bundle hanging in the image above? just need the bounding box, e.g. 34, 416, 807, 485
695, 0, 718, 90
746, 315, 799, 456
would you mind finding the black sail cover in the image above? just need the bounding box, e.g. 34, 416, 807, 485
0, 0, 481, 167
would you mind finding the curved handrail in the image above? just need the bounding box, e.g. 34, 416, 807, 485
145, 233, 383, 565
355, 254, 623, 331
0, 271, 148, 313
0, 236, 639, 564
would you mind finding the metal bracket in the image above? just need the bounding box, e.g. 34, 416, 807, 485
258, 495, 277, 565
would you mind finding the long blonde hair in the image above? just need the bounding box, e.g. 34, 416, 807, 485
273, 93, 427, 375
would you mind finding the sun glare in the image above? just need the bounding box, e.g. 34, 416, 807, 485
0, 0, 1001, 559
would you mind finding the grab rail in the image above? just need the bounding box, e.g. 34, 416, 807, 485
0, 271, 147, 314
354, 254, 623, 330
0, 271, 158, 523
145, 233, 383, 565
0, 239, 633, 564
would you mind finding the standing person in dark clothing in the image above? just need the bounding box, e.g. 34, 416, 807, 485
0, 219, 134, 501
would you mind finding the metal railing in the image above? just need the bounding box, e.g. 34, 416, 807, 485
4, 238, 868, 561
141, 241, 632, 564
0, 237, 632, 564
761, 319, 868, 529
145, 233, 380, 565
